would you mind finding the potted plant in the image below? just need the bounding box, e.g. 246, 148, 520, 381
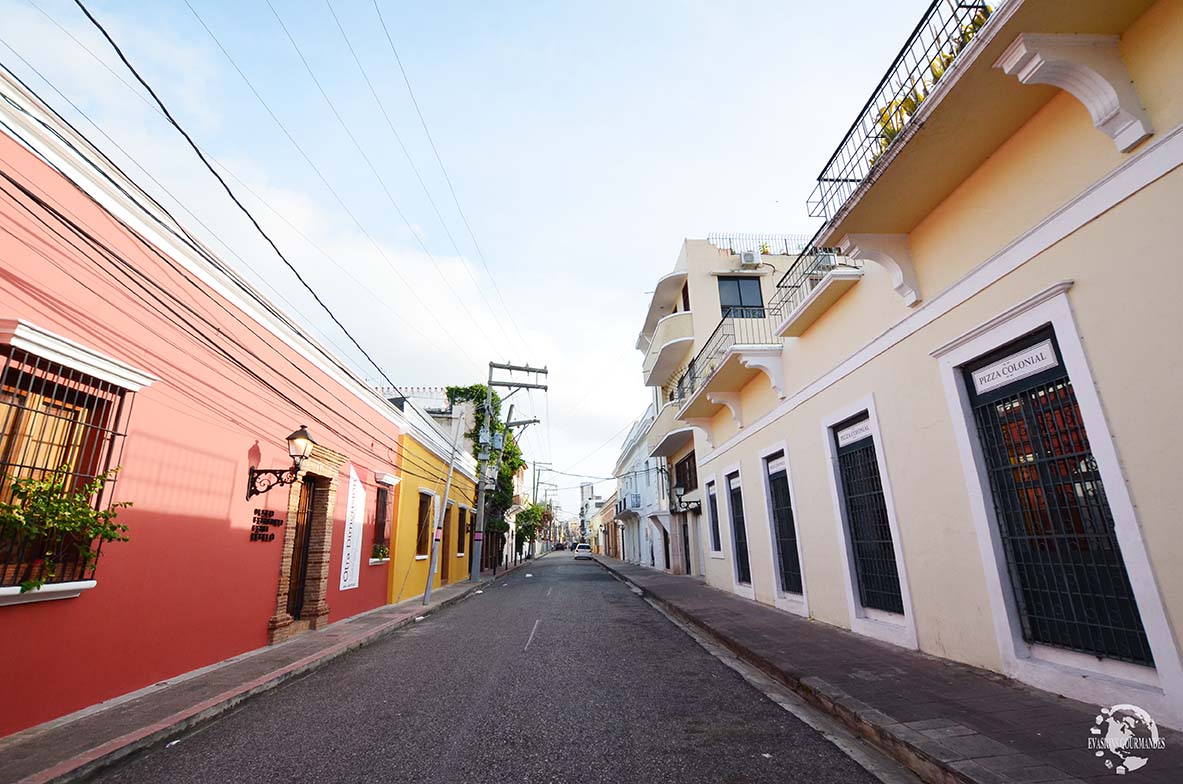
0, 466, 130, 593
370, 543, 389, 560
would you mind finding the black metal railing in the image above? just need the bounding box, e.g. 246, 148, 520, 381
708, 233, 812, 256
768, 250, 864, 319
670, 306, 784, 407
807, 0, 999, 222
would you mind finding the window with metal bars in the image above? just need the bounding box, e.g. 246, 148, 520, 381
833, 414, 904, 614
727, 472, 752, 585
0, 345, 133, 589
416, 492, 432, 557
457, 507, 467, 556
964, 327, 1152, 665
706, 482, 721, 551
373, 487, 390, 550
765, 451, 802, 595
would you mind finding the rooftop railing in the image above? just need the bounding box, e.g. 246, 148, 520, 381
768, 250, 864, 318
806, 0, 999, 222
708, 233, 812, 256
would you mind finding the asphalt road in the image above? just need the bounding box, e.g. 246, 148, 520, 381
94, 554, 881, 783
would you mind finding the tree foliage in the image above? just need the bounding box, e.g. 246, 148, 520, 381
445, 384, 527, 533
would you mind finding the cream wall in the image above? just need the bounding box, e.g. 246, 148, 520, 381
692, 0, 1183, 680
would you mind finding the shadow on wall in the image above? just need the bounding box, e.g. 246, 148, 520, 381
118, 432, 239, 521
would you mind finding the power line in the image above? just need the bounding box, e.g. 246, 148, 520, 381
70, 0, 421, 406
369, 0, 534, 356
323, 0, 522, 358
263, 0, 484, 371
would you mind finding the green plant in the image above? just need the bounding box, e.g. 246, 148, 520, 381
371, 543, 389, 560
759, 242, 771, 255
445, 384, 527, 530
0, 466, 131, 593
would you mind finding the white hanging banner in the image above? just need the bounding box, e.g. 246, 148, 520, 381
339, 464, 366, 591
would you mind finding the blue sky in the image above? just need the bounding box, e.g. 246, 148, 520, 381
0, 0, 931, 515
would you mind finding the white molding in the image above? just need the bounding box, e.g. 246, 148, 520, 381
995, 33, 1152, 153
821, 394, 918, 650
0, 580, 96, 607
838, 234, 920, 306
367, 558, 390, 566
679, 420, 715, 449
703, 474, 723, 555
718, 463, 755, 594
757, 439, 808, 618
738, 347, 787, 399
373, 472, 400, 487
699, 120, 1183, 466
933, 284, 1183, 727
706, 392, 742, 428
0, 319, 157, 391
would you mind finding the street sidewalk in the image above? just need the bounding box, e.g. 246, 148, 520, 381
0, 556, 539, 784
596, 556, 1182, 784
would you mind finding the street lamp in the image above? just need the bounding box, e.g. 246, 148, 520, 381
246, 425, 317, 500
672, 485, 701, 512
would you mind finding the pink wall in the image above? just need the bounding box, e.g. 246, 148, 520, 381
0, 131, 401, 735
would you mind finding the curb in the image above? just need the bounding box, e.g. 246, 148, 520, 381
21, 560, 536, 784
595, 558, 984, 784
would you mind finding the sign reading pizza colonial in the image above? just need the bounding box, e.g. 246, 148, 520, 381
971, 338, 1058, 394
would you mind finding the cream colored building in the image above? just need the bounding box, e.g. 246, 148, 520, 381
633, 0, 1183, 727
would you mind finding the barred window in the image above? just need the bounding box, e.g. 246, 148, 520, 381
456, 507, 466, 556
416, 492, 432, 557
1, 344, 135, 589
373, 487, 390, 549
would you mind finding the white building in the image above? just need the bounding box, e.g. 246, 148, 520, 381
611, 404, 671, 570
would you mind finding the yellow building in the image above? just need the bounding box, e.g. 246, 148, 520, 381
386, 398, 478, 603
634, 0, 1183, 727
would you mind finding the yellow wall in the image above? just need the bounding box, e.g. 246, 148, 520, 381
388, 434, 477, 603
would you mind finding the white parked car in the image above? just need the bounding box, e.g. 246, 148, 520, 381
573, 543, 592, 560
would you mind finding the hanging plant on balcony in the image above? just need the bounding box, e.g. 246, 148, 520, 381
867, 5, 992, 169
0, 466, 131, 593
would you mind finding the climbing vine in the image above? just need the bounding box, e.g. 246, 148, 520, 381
445, 384, 527, 535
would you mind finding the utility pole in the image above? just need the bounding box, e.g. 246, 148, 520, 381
469, 361, 548, 581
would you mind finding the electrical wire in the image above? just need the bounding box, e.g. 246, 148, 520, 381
369, 0, 534, 356
323, 0, 522, 358
262, 0, 483, 371
70, 0, 427, 405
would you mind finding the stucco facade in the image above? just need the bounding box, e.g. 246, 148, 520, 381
630, 0, 1183, 728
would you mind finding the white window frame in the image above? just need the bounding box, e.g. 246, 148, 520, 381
703, 473, 724, 558
718, 463, 754, 600
932, 281, 1182, 723
758, 440, 808, 618
821, 394, 917, 649
414, 489, 437, 560
456, 504, 470, 558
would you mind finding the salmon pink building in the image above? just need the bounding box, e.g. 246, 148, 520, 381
0, 69, 438, 736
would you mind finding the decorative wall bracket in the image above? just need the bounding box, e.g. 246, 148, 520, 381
738, 348, 787, 399
706, 392, 743, 429
995, 33, 1152, 153
839, 233, 921, 307
247, 466, 299, 501
681, 418, 715, 449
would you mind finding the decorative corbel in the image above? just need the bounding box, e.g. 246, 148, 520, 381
706, 392, 743, 429
839, 234, 921, 307
995, 33, 1152, 153
738, 348, 787, 399
681, 418, 715, 449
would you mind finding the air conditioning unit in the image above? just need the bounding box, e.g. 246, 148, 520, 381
739, 250, 759, 269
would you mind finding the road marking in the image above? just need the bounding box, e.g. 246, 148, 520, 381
524, 619, 540, 651
546, 587, 552, 598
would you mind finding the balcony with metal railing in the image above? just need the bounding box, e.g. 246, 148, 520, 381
670, 305, 786, 426
806, 0, 999, 224
770, 250, 865, 337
